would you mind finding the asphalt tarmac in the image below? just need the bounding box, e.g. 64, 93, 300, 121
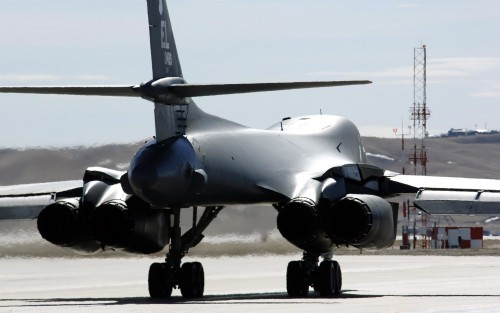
1, 255, 500, 313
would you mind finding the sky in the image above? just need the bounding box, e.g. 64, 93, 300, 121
0, 0, 499, 147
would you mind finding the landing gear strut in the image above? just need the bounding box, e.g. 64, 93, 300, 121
148, 206, 223, 298
286, 252, 342, 298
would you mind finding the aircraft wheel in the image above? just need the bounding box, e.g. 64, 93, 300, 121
333, 261, 342, 295
316, 261, 342, 297
180, 262, 205, 298
317, 261, 336, 297
286, 260, 309, 297
148, 262, 172, 298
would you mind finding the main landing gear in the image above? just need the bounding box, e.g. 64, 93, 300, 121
148, 206, 223, 299
286, 252, 342, 297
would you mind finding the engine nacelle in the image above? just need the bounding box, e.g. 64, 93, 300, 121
93, 197, 170, 254
37, 167, 171, 255
325, 194, 396, 249
277, 197, 334, 253
37, 198, 101, 254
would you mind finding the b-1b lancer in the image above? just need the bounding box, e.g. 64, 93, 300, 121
2, 0, 500, 299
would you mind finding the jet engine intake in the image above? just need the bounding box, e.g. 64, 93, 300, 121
277, 197, 334, 253
325, 194, 396, 249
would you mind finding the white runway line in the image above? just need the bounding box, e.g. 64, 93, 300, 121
1, 255, 500, 313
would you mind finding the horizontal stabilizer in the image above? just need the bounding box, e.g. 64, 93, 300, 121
0, 80, 371, 99
169, 80, 372, 97
0, 86, 138, 97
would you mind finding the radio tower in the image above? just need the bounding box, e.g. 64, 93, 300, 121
409, 44, 429, 175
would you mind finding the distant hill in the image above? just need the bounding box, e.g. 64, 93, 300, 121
2, 135, 500, 185
0, 143, 141, 185
363, 134, 500, 179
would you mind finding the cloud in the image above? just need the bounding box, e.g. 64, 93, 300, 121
470, 91, 500, 98
308, 67, 413, 85
308, 57, 500, 86
395, 3, 419, 9
0, 74, 114, 83
312, 67, 412, 79
0, 74, 61, 82
468, 78, 500, 99
74, 75, 113, 81
429, 57, 500, 78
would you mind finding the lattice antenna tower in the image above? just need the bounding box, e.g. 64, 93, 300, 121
409, 44, 430, 175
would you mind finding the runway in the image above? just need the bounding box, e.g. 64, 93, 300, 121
1, 255, 500, 313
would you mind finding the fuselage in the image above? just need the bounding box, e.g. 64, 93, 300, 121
128, 102, 367, 207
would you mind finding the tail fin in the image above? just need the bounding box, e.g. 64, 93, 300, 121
146, 0, 187, 141
146, 0, 183, 79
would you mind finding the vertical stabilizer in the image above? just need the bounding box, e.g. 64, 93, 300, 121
147, 0, 183, 79
147, 0, 187, 141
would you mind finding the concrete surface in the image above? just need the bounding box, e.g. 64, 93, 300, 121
1, 255, 500, 313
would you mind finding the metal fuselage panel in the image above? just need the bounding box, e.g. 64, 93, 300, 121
184, 104, 366, 205
129, 102, 367, 207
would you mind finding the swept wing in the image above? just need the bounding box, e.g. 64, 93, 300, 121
0, 180, 82, 220
386, 174, 500, 215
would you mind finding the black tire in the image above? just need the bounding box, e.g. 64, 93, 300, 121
332, 261, 342, 295
317, 261, 336, 297
180, 262, 205, 298
148, 262, 172, 298
286, 261, 309, 297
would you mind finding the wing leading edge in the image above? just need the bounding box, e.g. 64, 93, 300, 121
0, 180, 82, 220
386, 174, 500, 215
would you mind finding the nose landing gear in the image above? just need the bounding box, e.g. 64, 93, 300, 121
147, 206, 223, 299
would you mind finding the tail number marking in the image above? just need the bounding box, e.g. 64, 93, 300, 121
160, 20, 173, 66
160, 21, 170, 49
